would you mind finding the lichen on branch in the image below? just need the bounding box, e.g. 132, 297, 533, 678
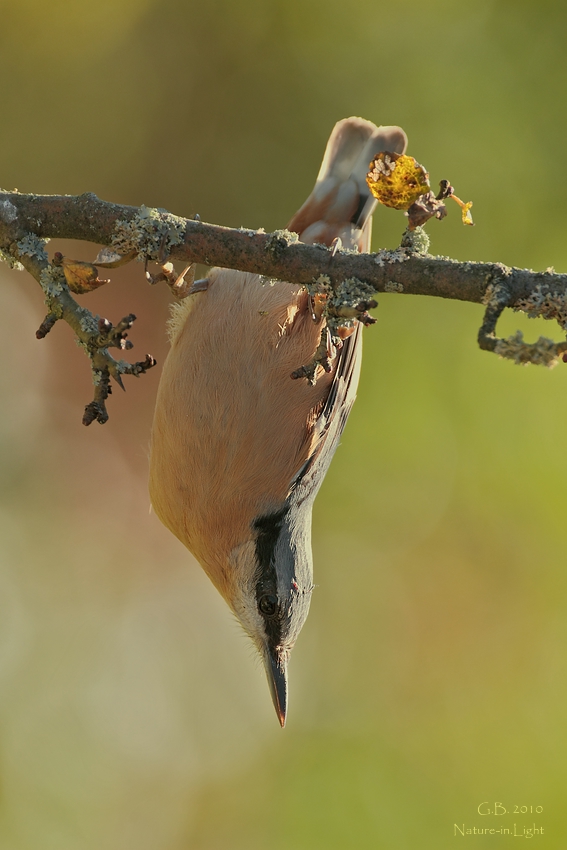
1, 189, 567, 423
479, 278, 567, 368
0, 214, 158, 425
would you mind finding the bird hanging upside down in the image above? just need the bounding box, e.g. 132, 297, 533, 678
149, 117, 407, 726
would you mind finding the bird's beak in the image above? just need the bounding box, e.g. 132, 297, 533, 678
264, 649, 288, 727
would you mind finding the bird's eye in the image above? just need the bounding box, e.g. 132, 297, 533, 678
258, 594, 277, 617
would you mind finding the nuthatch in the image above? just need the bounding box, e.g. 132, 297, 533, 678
149, 117, 407, 725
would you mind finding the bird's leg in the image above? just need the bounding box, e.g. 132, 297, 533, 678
307, 294, 318, 322
308, 291, 327, 323
145, 256, 198, 298
290, 326, 333, 385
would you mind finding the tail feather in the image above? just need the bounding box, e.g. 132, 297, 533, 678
287, 117, 407, 252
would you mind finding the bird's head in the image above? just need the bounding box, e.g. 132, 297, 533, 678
222, 503, 314, 727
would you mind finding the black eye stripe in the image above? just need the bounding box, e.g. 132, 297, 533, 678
253, 508, 287, 573
253, 508, 288, 642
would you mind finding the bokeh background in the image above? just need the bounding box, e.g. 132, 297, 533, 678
0, 1, 566, 847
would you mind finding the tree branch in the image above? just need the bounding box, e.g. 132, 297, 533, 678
1, 190, 566, 422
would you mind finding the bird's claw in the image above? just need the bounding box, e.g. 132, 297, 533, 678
291, 328, 334, 384
145, 257, 198, 298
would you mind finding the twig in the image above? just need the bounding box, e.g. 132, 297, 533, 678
0, 221, 157, 425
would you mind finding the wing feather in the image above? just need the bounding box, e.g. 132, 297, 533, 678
289, 323, 362, 503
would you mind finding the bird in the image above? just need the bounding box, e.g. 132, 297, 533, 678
149, 117, 407, 726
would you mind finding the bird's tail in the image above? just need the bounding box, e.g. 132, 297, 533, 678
287, 117, 407, 252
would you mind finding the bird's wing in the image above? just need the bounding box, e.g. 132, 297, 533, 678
284, 117, 405, 501
288, 323, 362, 505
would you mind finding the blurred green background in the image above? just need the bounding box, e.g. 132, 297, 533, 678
0, 0, 566, 847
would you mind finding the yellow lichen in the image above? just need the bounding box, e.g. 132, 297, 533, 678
366, 152, 430, 211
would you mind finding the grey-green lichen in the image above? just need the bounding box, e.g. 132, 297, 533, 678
400, 226, 430, 254
39, 265, 65, 297
513, 284, 567, 329
238, 226, 265, 236
0, 199, 17, 224
306, 274, 332, 298
327, 276, 377, 335
374, 247, 410, 266
385, 280, 404, 293
482, 280, 567, 367
16, 233, 50, 263
0, 247, 24, 270
265, 229, 299, 259
111, 205, 186, 261
304, 274, 378, 335
495, 330, 561, 368
332, 276, 376, 307
78, 309, 99, 336
92, 368, 105, 387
